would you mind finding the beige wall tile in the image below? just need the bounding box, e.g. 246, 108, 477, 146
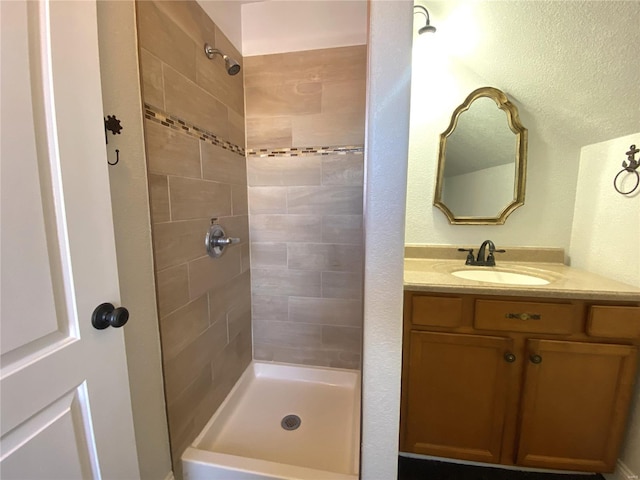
227, 108, 246, 149
188, 246, 242, 300
201, 142, 246, 185
227, 301, 251, 342
153, 1, 216, 51
156, 264, 190, 317
322, 215, 363, 244
292, 111, 365, 147
253, 344, 360, 370
245, 82, 322, 117
251, 243, 287, 267
287, 186, 363, 215
164, 65, 229, 139
145, 120, 201, 177
322, 325, 362, 351
252, 295, 288, 322
253, 343, 274, 361
244, 45, 367, 89
136, 1, 196, 82
163, 319, 228, 404
321, 79, 367, 114
232, 184, 248, 216
153, 219, 209, 271
166, 364, 212, 444
321, 153, 364, 186
246, 117, 292, 150
148, 174, 170, 223
196, 53, 244, 117
212, 329, 252, 392
139, 49, 164, 108
160, 295, 209, 361
251, 268, 321, 297
289, 297, 362, 327
249, 214, 322, 243
241, 243, 250, 273
321, 271, 363, 300
253, 320, 322, 348
248, 186, 287, 214
169, 176, 231, 221
216, 215, 249, 246
208, 271, 251, 320
247, 157, 321, 186
287, 243, 363, 272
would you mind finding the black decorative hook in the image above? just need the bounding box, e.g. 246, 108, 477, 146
613, 144, 639, 195
104, 115, 122, 143
104, 115, 123, 166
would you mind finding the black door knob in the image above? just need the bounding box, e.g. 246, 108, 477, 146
92, 303, 129, 330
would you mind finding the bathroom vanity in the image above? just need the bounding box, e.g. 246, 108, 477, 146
401, 248, 640, 473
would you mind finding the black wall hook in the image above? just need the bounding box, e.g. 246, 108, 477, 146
108, 149, 120, 166
104, 115, 122, 143
104, 115, 123, 166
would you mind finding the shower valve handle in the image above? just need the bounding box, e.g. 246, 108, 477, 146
205, 223, 240, 258
213, 236, 240, 247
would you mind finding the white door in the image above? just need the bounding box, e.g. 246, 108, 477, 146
0, 1, 139, 479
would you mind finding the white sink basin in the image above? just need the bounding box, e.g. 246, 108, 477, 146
451, 269, 551, 286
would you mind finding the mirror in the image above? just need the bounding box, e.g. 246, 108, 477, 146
434, 87, 528, 225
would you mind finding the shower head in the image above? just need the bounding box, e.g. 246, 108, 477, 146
204, 43, 241, 76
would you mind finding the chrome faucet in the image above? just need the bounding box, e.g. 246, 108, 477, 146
458, 240, 505, 267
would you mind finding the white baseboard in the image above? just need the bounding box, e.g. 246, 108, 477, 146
604, 460, 638, 480
163, 472, 175, 480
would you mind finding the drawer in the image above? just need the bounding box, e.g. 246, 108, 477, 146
587, 306, 640, 339
412, 295, 463, 328
475, 299, 576, 334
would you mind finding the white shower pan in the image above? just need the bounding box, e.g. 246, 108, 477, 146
182, 362, 360, 480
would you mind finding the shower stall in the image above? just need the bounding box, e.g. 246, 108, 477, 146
131, 1, 366, 477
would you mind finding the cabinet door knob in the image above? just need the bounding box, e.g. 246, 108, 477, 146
530, 354, 543, 364
504, 353, 517, 363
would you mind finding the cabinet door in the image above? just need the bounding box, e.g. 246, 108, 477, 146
403, 331, 515, 463
517, 339, 638, 472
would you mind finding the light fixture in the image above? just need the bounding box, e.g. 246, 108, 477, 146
413, 5, 436, 34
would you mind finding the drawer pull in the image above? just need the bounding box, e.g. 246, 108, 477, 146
504, 353, 517, 363
530, 354, 543, 364
505, 312, 541, 320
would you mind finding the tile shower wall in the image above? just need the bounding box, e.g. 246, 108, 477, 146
245, 46, 366, 369
135, 1, 250, 470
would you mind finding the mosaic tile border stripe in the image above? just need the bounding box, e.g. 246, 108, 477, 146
246, 146, 364, 158
144, 104, 245, 157
144, 104, 364, 159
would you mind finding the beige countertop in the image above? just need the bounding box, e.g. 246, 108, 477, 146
404, 246, 640, 302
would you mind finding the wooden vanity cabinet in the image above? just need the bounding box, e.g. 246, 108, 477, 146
517, 339, 638, 472
400, 291, 640, 473
405, 331, 514, 463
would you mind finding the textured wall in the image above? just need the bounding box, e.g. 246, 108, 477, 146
245, 45, 366, 369
135, 1, 250, 473
405, 57, 579, 251
96, 2, 172, 479
570, 132, 640, 479
360, 1, 413, 478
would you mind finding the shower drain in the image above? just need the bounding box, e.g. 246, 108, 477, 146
281, 414, 301, 431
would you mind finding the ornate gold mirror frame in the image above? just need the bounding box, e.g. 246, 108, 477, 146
434, 87, 528, 225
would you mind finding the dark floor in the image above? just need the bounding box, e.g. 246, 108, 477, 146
398, 457, 606, 480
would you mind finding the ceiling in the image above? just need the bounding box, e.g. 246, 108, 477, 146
426, 0, 640, 149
